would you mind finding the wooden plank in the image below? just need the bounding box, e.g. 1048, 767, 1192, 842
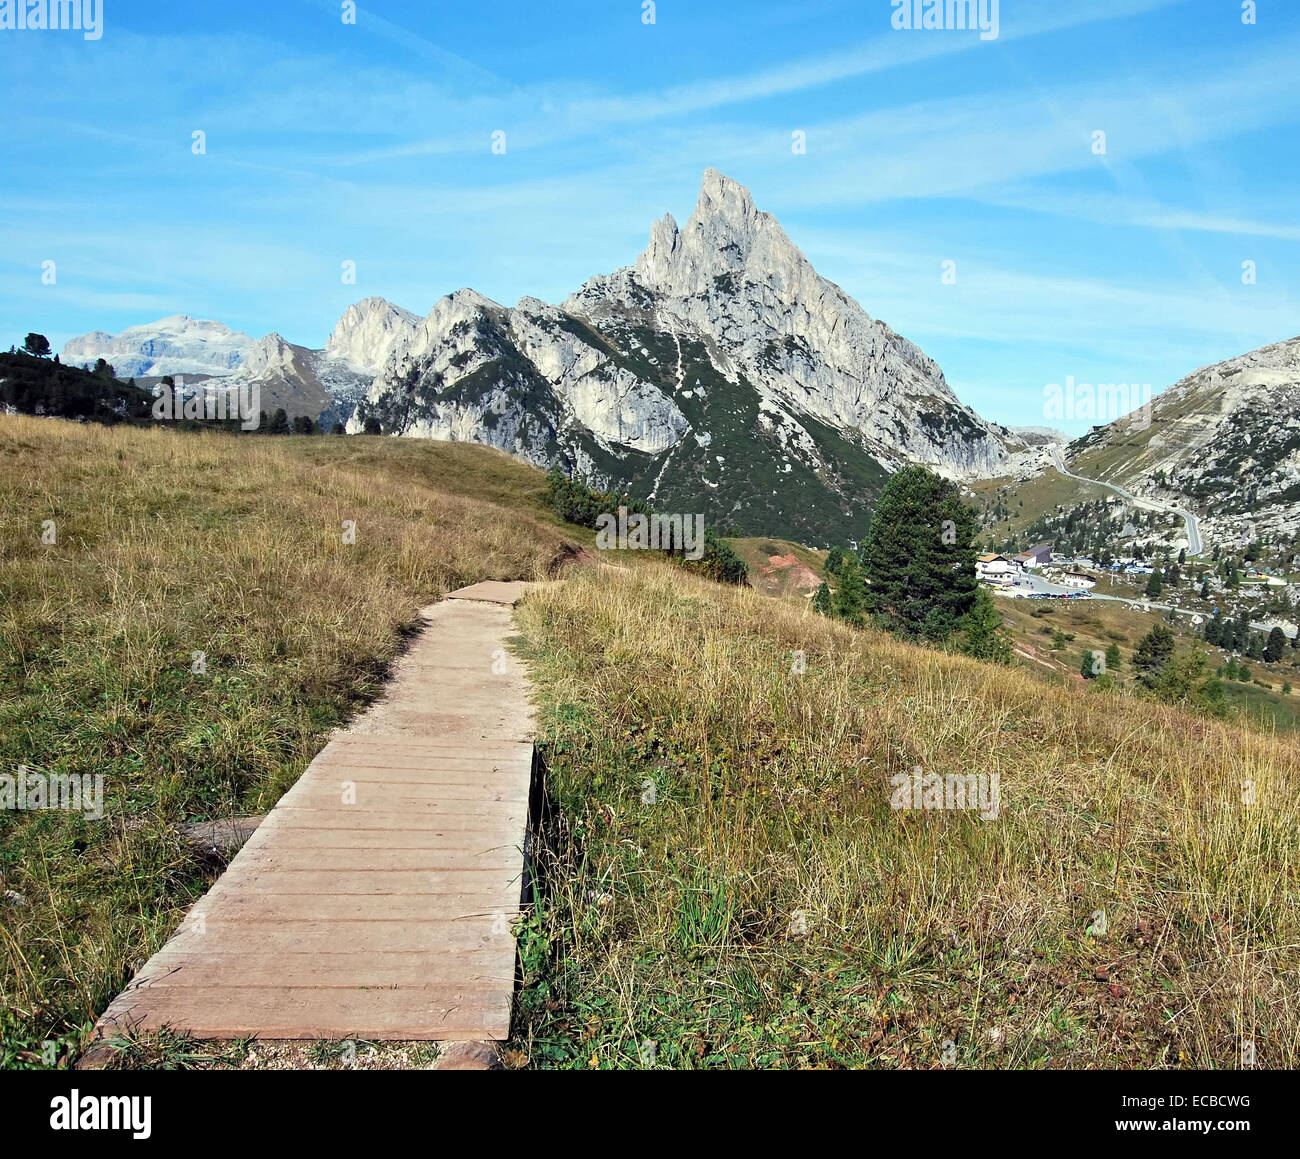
89, 593, 538, 1047
282, 782, 531, 806
201, 868, 522, 895
250, 828, 525, 852
156, 920, 516, 955
327, 736, 531, 755
100, 987, 513, 1040
309, 754, 531, 775
146, 893, 523, 922
226, 847, 523, 872
133, 952, 516, 988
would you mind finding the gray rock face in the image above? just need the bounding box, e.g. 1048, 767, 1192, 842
348, 169, 1016, 539
325, 296, 421, 375
565, 168, 1010, 478
1067, 335, 1300, 547
348, 289, 689, 457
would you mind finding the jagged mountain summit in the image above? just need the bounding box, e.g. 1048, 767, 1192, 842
349, 169, 1021, 541
1067, 335, 1300, 548
62, 170, 1031, 542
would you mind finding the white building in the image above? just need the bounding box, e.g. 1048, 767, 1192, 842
976, 553, 1018, 585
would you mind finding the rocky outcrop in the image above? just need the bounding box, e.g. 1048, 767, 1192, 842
1067, 335, 1300, 547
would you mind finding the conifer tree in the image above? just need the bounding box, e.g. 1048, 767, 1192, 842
860, 465, 978, 641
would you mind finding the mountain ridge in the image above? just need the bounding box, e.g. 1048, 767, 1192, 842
1066, 334, 1300, 550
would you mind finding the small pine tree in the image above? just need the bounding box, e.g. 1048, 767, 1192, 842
1264, 626, 1287, 663
1133, 623, 1175, 689
811, 581, 832, 617
1105, 643, 1121, 670
961, 587, 1012, 663
831, 556, 868, 627
363, 416, 382, 435
1144, 571, 1163, 598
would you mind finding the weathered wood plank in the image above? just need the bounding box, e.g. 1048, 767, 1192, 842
89, 593, 538, 1047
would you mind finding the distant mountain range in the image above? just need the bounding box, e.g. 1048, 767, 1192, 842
62, 171, 1045, 541
59, 169, 1298, 548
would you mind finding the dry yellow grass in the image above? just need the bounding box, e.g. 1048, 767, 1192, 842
513, 562, 1300, 1068
0, 416, 575, 1063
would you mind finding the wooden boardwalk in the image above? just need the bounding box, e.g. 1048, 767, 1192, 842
91, 581, 539, 1044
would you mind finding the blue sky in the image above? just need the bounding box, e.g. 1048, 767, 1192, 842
2, 0, 1297, 433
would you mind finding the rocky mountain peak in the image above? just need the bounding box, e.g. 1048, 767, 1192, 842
324, 296, 420, 375
692, 167, 763, 251
633, 169, 792, 293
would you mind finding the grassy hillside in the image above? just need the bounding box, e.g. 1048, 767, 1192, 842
511, 563, 1300, 1069
0, 416, 577, 1065
6, 414, 1299, 1071
970, 468, 1105, 547
725, 536, 826, 597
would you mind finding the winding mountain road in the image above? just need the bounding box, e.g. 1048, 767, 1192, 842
1048, 448, 1202, 556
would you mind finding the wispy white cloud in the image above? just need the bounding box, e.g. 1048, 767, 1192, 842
974, 187, 1300, 242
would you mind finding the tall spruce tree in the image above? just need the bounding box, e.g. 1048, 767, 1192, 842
1264, 626, 1287, 663
859, 465, 978, 641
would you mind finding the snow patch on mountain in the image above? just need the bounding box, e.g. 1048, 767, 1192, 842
62, 315, 257, 379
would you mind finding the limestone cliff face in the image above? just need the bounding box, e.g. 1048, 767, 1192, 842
565, 168, 1011, 478
1068, 335, 1300, 545
346, 169, 1015, 540
66, 171, 1023, 542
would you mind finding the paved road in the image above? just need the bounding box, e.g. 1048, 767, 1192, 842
998, 575, 1284, 636
1047, 448, 1202, 556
